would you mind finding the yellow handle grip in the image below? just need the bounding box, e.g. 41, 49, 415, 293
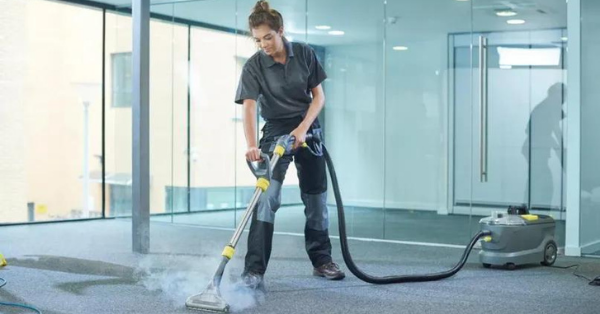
222, 246, 235, 260
256, 177, 270, 192
274, 145, 285, 157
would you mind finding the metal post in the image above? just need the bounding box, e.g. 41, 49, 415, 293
132, 0, 150, 254
83, 101, 90, 218
565, 0, 581, 257
27, 202, 35, 222
102, 8, 107, 219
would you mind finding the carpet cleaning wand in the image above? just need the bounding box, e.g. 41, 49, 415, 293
185, 135, 303, 312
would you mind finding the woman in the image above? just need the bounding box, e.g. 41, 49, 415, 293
235, 0, 345, 290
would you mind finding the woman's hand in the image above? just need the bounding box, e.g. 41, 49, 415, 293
246, 146, 262, 161
290, 125, 309, 149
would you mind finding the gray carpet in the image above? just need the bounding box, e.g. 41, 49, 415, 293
1, 220, 598, 314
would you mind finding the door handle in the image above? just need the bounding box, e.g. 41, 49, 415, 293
479, 35, 488, 182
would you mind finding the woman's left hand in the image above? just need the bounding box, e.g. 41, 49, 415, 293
290, 125, 308, 149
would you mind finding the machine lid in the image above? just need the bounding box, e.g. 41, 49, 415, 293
479, 212, 554, 226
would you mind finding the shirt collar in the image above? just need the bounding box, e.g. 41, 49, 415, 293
261, 37, 294, 67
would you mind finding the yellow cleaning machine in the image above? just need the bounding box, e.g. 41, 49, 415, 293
185, 134, 495, 312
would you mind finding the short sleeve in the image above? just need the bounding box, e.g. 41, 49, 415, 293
307, 47, 327, 90
235, 66, 261, 104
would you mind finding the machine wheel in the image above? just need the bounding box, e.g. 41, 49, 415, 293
482, 263, 491, 269
541, 240, 557, 266
506, 263, 516, 270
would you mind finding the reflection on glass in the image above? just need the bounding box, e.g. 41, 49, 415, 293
497, 47, 561, 66
523, 82, 566, 212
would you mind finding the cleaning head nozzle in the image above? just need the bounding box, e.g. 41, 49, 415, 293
186, 281, 230, 313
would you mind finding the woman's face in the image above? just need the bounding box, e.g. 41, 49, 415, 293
252, 24, 283, 56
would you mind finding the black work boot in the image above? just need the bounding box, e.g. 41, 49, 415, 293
313, 262, 345, 280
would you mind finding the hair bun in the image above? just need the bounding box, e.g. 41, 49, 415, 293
253, 0, 270, 13
248, 0, 283, 32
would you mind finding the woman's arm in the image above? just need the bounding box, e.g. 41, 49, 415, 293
290, 84, 325, 148
243, 99, 262, 161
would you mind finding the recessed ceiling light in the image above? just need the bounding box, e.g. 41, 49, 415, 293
499, 65, 512, 70
455, 0, 469, 2
506, 19, 526, 25
496, 10, 517, 17
328, 30, 345, 36
315, 25, 331, 30
393, 46, 408, 51
561, 36, 568, 41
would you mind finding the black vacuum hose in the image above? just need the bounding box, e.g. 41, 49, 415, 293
322, 144, 491, 284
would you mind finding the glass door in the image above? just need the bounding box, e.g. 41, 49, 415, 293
453, 0, 567, 237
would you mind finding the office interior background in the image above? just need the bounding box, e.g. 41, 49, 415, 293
1, 0, 599, 258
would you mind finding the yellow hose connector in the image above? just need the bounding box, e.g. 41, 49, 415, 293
0, 253, 7, 267
222, 245, 235, 260
483, 236, 492, 243
274, 145, 285, 157
256, 177, 270, 192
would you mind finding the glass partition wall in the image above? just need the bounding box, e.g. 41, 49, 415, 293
111, 0, 570, 246
580, 0, 600, 257
0, 0, 569, 251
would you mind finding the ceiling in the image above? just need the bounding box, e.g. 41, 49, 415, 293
80, 0, 568, 46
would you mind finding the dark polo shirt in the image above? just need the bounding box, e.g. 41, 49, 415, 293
235, 38, 327, 120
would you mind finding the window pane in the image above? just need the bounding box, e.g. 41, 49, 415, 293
111, 52, 132, 108
105, 11, 133, 217
149, 18, 189, 217
0, 0, 103, 223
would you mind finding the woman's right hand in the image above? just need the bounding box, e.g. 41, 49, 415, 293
246, 146, 262, 162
